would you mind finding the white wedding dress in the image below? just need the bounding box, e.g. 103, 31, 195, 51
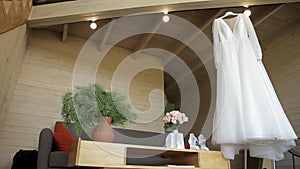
212, 13, 297, 160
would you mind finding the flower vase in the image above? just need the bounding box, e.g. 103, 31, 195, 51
165, 127, 175, 133
92, 116, 115, 142
172, 129, 179, 134
165, 129, 185, 149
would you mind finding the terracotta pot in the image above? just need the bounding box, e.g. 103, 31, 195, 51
92, 116, 115, 142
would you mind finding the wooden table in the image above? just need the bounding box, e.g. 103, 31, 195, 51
68, 138, 231, 169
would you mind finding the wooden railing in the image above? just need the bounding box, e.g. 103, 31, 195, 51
0, 0, 32, 33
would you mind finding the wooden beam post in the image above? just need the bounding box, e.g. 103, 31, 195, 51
62, 23, 69, 43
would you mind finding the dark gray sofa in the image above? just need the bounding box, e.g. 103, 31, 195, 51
37, 122, 167, 169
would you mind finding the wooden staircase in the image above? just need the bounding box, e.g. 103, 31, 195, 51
0, 0, 32, 33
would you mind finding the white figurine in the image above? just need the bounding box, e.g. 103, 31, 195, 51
198, 134, 209, 151
188, 133, 199, 150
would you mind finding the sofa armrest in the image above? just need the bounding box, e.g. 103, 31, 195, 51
37, 128, 53, 169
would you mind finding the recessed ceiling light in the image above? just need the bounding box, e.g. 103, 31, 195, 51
90, 21, 97, 29
162, 11, 170, 23
162, 15, 170, 23
244, 9, 251, 16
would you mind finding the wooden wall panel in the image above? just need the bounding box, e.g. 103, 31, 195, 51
0, 24, 28, 169
186, 75, 211, 137
0, 29, 164, 168
96, 51, 164, 131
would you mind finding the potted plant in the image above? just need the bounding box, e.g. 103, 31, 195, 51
61, 83, 136, 142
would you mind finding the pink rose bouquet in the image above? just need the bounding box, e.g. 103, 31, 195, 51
163, 110, 188, 131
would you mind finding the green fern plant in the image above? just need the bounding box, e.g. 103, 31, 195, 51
61, 83, 136, 135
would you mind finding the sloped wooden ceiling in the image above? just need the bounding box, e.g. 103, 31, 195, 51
35, 2, 300, 101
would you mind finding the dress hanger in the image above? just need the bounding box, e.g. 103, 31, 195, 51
220, 11, 239, 19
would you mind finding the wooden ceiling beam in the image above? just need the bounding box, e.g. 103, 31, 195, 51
163, 9, 226, 66
254, 4, 285, 26
200, 9, 227, 30
164, 9, 228, 92
28, 0, 300, 28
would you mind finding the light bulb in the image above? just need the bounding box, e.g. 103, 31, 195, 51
90, 21, 97, 29
162, 15, 170, 23
244, 9, 251, 16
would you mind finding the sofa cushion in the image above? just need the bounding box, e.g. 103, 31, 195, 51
48, 151, 69, 167
53, 122, 75, 151
55, 121, 91, 140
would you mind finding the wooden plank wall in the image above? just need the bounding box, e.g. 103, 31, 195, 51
183, 75, 212, 137
0, 24, 28, 131
95, 47, 165, 132
0, 29, 164, 169
0, 24, 28, 169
